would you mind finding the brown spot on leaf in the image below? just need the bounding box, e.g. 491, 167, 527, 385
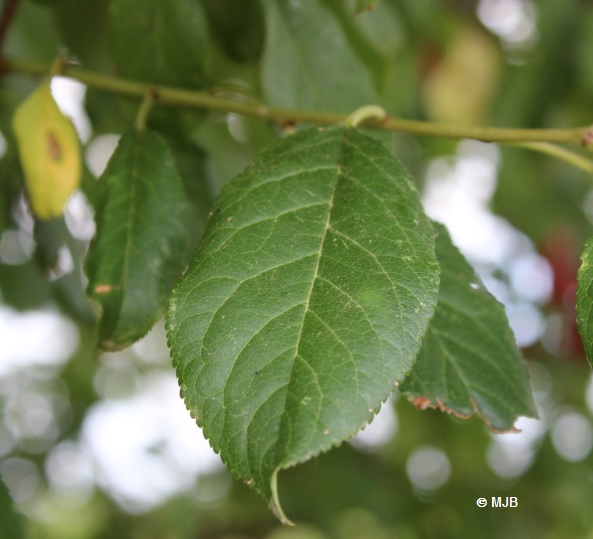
410, 396, 433, 410
94, 284, 114, 294
47, 131, 62, 162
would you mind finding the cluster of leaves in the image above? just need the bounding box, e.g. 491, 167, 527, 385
2, 0, 593, 527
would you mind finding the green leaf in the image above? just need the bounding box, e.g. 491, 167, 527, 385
86, 130, 191, 351
109, 0, 207, 87
401, 222, 538, 432
260, 0, 377, 112
577, 235, 593, 366
355, 0, 381, 14
167, 126, 439, 522
351, 0, 403, 57
49, 0, 112, 70
204, 0, 264, 62
0, 477, 25, 539
5, 0, 61, 62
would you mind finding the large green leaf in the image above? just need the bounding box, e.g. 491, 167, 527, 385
110, 0, 207, 87
260, 0, 377, 112
577, 235, 593, 366
167, 126, 439, 522
401, 223, 538, 431
86, 130, 190, 351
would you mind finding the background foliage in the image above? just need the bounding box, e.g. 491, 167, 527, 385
1, 0, 593, 538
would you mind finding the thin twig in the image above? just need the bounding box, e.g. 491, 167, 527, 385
4, 56, 592, 149
510, 142, 593, 174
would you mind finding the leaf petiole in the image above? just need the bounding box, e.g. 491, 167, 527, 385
134, 90, 157, 131
344, 105, 388, 128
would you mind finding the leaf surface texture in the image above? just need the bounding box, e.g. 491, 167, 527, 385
167, 126, 439, 520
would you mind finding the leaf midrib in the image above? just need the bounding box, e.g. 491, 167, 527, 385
118, 133, 141, 331
271, 133, 348, 469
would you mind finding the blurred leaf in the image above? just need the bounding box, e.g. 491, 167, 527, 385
163, 136, 212, 231
167, 126, 439, 521
351, 0, 403, 57
204, 0, 264, 62
12, 80, 81, 220
0, 477, 25, 539
109, 0, 207, 87
83, 89, 136, 136
4, 0, 61, 61
49, 0, 112, 70
260, 0, 377, 112
355, 0, 380, 14
389, 0, 445, 41
320, 0, 401, 95
0, 260, 53, 310
401, 223, 537, 431
192, 112, 279, 194
0, 154, 23, 235
492, 0, 579, 128
577, 7, 593, 95
33, 216, 96, 324
422, 25, 501, 125
86, 129, 190, 351
493, 148, 591, 245
577, 235, 593, 366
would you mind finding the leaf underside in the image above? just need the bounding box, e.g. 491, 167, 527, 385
401, 222, 538, 432
577, 235, 593, 366
167, 126, 439, 521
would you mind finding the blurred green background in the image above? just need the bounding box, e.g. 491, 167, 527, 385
2, 0, 593, 537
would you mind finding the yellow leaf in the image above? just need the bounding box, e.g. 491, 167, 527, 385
12, 80, 81, 220
422, 26, 502, 126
